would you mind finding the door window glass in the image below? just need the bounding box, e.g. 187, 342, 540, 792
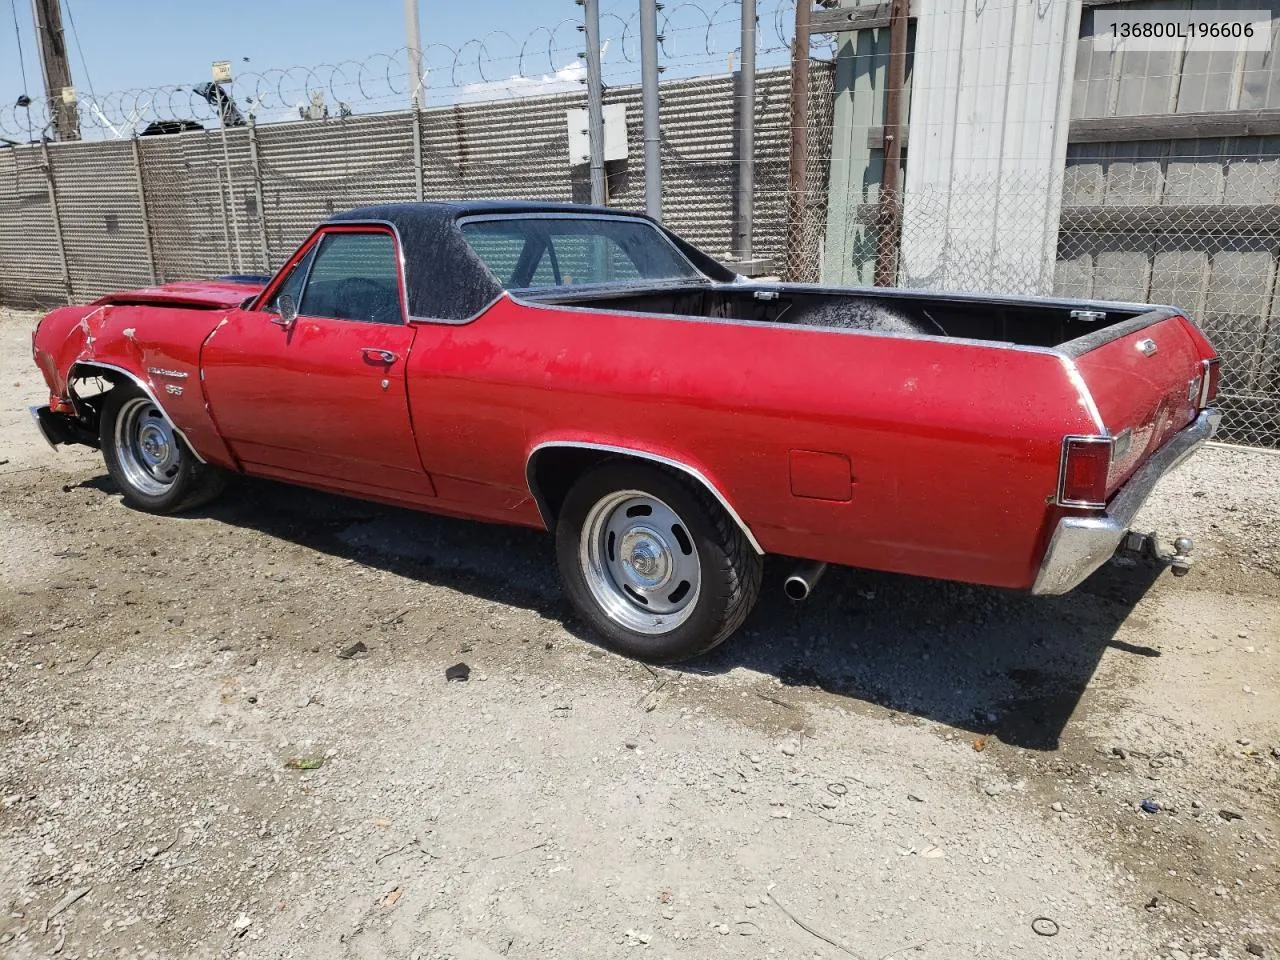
299, 232, 404, 324
266, 244, 317, 313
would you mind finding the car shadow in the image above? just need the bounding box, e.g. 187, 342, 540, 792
163, 476, 1162, 752
704, 556, 1162, 751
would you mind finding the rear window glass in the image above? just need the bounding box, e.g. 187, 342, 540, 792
460, 216, 701, 289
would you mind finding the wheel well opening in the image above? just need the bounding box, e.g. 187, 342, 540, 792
527, 447, 615, 527
526, 446, 763, 556
67, 366, 127, 432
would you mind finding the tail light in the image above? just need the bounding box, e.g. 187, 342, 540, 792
1199, 358, 1221, 407
1057, 436, 1113, 509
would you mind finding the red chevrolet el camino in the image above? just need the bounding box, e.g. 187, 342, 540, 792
30, 201, 1221, 662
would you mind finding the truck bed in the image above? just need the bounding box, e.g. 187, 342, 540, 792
521, 283, 1153, 350
521, 280, 1216, 510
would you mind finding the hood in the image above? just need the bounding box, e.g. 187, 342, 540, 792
91, 279, 264, 310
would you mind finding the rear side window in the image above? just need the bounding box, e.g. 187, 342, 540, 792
537, 232, 643, 286
460, 216, 701, 289
299, 231, 404, 324
459, 226, 526, 287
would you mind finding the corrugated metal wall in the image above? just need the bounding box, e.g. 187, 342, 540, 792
258, 114, 419, 264
0, 67, 811, 308
46, 140, 154, 301
895, 0, 1081, 295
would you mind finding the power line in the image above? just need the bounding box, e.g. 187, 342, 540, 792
61, 0, 95, 104
8, 0, 28, 93
8, 0, 33, 140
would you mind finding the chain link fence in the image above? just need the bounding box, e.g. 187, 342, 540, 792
2, 56, 1276, 447
1, 63, 829, 298
1056, 141, 1280, 448
829, 148, 1280, 449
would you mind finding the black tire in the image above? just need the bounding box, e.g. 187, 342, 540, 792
99, 384, 227, 514
555, 460, 763, 663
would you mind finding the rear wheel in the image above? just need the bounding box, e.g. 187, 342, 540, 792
555, 461, 762, 662
99, 385, 226, 513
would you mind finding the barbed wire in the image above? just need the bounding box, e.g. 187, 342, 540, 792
0, 0, 826, 141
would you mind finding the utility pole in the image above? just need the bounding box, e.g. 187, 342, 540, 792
735, 0, 756, 264
639, 0, 662, 220
581, 0, 607, 205
404, 0, 424, 108
31, 0, 79, 140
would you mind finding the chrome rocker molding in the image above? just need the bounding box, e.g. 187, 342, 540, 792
67, 361, 208, 464
1032, 408, 1221, 595
525, 441, 765, 555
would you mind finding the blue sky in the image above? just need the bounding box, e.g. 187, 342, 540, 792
3, 1, 797, 117
4, 2, 572, 98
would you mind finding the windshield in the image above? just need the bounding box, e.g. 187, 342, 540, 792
459, 215, 703, 290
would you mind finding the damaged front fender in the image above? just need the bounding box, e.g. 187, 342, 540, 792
30, 299, 239, 469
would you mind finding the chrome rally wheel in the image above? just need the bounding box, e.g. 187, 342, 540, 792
98, 384, 227, 514
579, 489, 702, 634
555, 461, 763, 663
113, 396, 182, 496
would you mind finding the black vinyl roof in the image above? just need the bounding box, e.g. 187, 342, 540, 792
326, 201, 736, 321
331, 199, 626, 220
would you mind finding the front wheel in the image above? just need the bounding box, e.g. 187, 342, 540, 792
99, 385, 227, 513
555, 461, 762, 663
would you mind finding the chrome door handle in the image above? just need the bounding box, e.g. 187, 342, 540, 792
362, 348, 398, 364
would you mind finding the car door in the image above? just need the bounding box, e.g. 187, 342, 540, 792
202, 225, 435, 499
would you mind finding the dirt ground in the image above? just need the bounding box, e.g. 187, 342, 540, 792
1, 305, 1277, 960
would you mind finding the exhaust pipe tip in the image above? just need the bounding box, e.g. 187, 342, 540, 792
783, 576, 810, 601
783, 560, 827, 601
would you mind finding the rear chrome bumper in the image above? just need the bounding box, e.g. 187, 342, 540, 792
1031, 408, 1221, 595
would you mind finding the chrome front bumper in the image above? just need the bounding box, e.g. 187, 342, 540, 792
30, 404, 71, 450
1031, 408, 1221, 595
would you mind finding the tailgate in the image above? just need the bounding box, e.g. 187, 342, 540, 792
1070, 313, 1210, 495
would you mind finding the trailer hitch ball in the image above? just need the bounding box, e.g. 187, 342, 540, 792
1170, 535, 1194, 577
1118, 530, 1194, 576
